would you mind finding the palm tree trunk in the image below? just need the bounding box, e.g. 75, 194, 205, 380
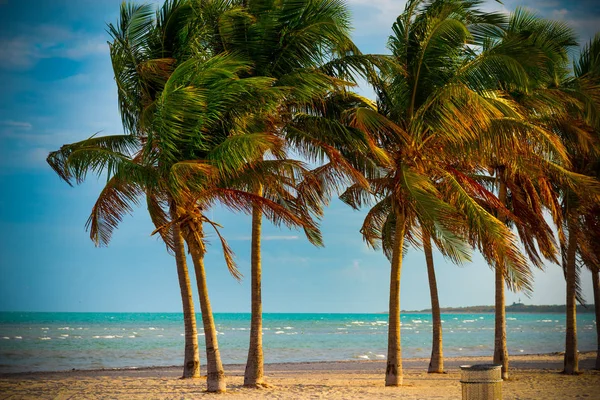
170, 203, 201, 379
244, 184, 266, 387
593, 267, 600, 370
183, 221, 227, 392
563, 219, 579, 374
424, 232, 443, 373
386, 212, 406, 386
493, 178, 509, 380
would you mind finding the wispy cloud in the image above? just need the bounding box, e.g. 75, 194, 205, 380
233, 235, 299, 241
347, 0, 405, 37
1, 120, 32, 130
264, 235, 299, 241
0, 24, 106, 70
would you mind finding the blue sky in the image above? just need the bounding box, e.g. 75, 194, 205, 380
0, 0, 599, 313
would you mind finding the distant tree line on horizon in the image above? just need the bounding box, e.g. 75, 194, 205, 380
405, 304, 597, 313
47, 0, 600, 393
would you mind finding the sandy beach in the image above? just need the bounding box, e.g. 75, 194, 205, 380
1, 352, 598, 399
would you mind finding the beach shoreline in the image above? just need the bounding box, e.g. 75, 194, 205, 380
1, 352, 598, 399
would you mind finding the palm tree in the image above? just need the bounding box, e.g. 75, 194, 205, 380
48, 1, 204, 379
457, 8, 595, 379
489, 24, 600, 376
210, 0, 371, 387
552, 33, 600, 374
50, 47, 324, 392
336, 0, 552, 386
422, 233, 444, 373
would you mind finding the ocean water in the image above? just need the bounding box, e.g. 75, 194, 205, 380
0, 312, 596, 373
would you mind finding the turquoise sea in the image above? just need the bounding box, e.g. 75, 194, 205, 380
0, 312, 596, 373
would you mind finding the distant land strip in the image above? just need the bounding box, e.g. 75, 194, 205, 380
402, 304, 597, 313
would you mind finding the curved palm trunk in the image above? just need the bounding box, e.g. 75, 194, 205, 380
563, 219, 579, 374
424, 233, 443, 373
244, 184, 266, 387
183, 222, 227, 392
170, 204, 201, 379
386, 212, 406, 386
593, 267, 600, 370
493, 178, 509, 380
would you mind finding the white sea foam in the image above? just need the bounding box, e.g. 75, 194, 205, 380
2, 337, 9, 339
284, 327, 293, 330
412, 319, 423, 324
337, 328, 347, 330
507, 317, 517, 320
61, 334, 69, 337
129, 335, 136, 338
357, 355, 369, 359
41, 327, 49, 330
39, 337, 51, 340
15, 336, 22, 339
540, 320, 553, 323
149, 327, 157, 330
275, 331, 285, 334
58, 327, 70, 330
376, 354, 386, 359
463, 320, 475, 323
157, 335, 163, 337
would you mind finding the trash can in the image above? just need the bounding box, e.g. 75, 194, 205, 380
460, 364, 502, 400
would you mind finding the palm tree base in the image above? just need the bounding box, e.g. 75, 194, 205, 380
179, 375, 201, 380
561, 370, 582, 375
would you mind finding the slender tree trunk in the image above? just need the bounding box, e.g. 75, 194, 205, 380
563, 219, 579, 374
424, 232, 443, 373
183, 221, 227, 392
244, 184, 267, 387
593, 267, 600, 370
386, 212, 406, 386
493, 178, 509, 380
170, 203, 201, 379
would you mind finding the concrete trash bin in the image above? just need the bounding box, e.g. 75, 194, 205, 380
460, 364, 502, 400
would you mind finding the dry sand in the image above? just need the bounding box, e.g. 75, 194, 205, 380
1, 352, 599, 399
